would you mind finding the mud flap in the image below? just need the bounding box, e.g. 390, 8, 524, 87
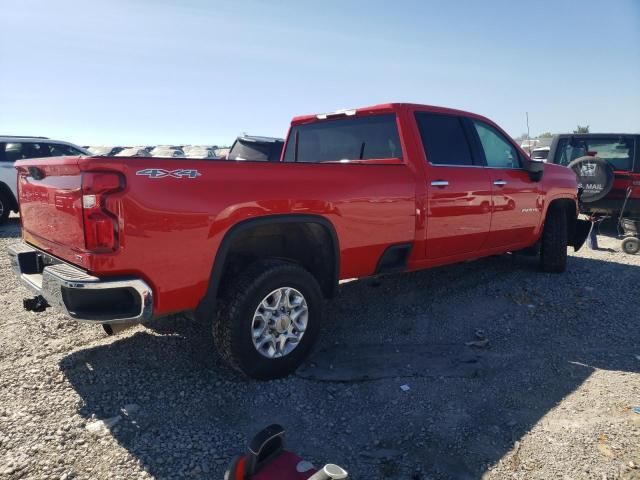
571, 219, 592, 252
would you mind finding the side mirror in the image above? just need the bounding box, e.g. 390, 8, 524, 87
524, 158, 544, 181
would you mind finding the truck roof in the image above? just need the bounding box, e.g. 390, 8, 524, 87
290, 103, 492, 126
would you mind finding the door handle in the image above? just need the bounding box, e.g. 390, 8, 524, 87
431, 180, 449, 187
493, 180, 507, 186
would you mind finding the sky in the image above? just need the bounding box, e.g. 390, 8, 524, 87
0, 0, 638, 146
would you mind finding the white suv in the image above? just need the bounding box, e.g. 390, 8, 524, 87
0, 136, 89, 224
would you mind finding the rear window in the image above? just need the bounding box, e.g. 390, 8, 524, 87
283, 114, 402, 163
554, 137, 635, 171
531, 149, 549, 160
228, 139, 283, 161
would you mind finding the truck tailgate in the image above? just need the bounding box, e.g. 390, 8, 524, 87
17, 156, 86, 251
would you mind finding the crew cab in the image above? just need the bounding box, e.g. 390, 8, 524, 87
9, 103, 589, 379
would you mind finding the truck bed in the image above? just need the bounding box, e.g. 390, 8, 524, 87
16, 155, 416, 314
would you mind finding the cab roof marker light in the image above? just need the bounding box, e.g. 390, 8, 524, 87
316, 108, 357, 120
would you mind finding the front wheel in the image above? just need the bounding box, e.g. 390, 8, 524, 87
0, 191, 11, 225
540, 206, 568, 273
213, 260, 324, 379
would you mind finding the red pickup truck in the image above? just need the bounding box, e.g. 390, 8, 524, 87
9, 103, 590, 379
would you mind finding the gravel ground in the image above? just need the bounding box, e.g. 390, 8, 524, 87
0, 216, 638, 480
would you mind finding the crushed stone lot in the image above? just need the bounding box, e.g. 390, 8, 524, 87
0, 217, 638, 480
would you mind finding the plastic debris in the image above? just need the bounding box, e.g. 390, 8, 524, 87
400, 384, 410, 392
633, 407, 640, 415
465, 339, 489, 348
466, 329, 490, 348
85, 415, 121, 436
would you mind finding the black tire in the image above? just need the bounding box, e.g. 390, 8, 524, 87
213, 259, 323, 380
621, 237, 640, 255
0, 191, 10, 225
540, 205, 568, 273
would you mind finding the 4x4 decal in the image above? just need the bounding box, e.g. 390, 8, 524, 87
136, 168, 201, 179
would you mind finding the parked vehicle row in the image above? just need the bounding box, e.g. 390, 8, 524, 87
89, 145, 221, 159
0, 133, 285, 225
9, 103, 590, 379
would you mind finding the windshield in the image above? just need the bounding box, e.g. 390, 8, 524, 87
554, 137, 635, 171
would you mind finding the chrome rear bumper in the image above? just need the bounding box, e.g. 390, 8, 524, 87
8, 242, 153, 324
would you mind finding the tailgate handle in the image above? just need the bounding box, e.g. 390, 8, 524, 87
28, 167, 46, 180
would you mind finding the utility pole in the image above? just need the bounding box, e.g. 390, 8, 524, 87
526, 112, 531, 154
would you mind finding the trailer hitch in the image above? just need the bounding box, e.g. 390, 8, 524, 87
23, 295, 50, 313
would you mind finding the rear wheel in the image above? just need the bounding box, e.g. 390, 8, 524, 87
0, 191, 10, 225
621, 237, 640, 255
540, 205, 568, 273
212, 259, 323, 379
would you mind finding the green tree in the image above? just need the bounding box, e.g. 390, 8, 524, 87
573, 125, 590, 134
538, 131, 554, 138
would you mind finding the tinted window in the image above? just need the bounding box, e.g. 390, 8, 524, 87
228, 139, 283, 161
48, 143, 84, 156
283, 115, 401, 163
2, 143, 23, 162
414, 113, 474, 166
2, 142, 49, 160
553, 137, 634, 171
473, 121, 520, 168
22, 143, 49, 159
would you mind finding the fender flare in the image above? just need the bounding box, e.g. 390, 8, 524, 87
544, 195, 590, 251
197, 214, 340, 316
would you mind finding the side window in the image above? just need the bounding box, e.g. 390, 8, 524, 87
415, 113, 474, 166
283, 114, 402, 163
50, 143, 86, 156
554, 138, 586, 166
473, 121, 520, 168
22, 143, 49, 158
2, 143, 24, 162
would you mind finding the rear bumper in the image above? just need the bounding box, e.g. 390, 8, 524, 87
8, 242, 153, 324
582, 197, 640, 215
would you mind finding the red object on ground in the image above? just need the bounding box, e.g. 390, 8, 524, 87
250, 451, 314, 480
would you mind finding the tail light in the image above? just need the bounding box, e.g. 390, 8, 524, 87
81, 172, 124, 252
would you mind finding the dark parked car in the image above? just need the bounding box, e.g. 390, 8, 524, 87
547, 133, 639, 216
227, 135, 284, 162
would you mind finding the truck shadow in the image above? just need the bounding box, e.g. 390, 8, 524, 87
59, 253, 639, 479
0, 217, 22, 239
